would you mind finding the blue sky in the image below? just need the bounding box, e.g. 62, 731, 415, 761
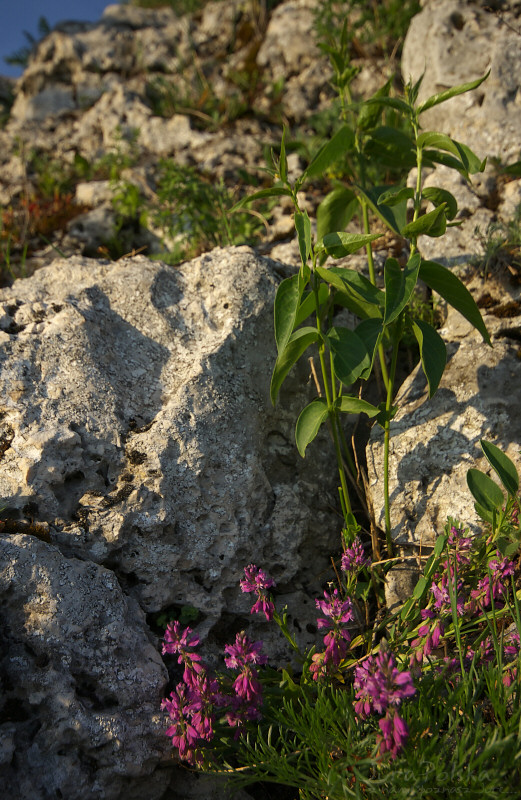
1, 1, 117, 77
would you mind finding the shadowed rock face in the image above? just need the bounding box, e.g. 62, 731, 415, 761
0, 246, 339, 798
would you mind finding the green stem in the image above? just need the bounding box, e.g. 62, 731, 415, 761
311, 261, 353, 521
383, 315, 403, 556
361, 197, 390, 393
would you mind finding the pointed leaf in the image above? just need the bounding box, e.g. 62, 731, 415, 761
412, 319, 446, 397
357, 78, 392, 132
384, 253, 421, 325
480, 439, 519, 497
316, 231, 382, 259
362, 96, 412, 116
295, 399, 330, 457
423, 148, 482, 180
274, 275, 300, 355
418, 259, 491, 344
401, 204, 447, 238
416, 131, 486, 174
316, 187, 358, 242
301, 124, 355, 182
229, 186, 293, 213
295, 209, 312, 267
355, 184, 408, 235
338, 395, 380, 417
467, 468, 504, 513
316, 265, 385, 310
270, 327, 321, 405
378, 186, 414, 206
333, 290, 383, 321
294, 284, 329, 328
327, 327, 371, 387
365, 127, 416, 171
354, 318, 383, 379
417, 72, 489, 114
422, 187, 458, 220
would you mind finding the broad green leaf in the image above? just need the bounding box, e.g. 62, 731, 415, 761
316, 187, 358, 242
294, 284, 329, 328
416, 132, 486, 174
422, 148, 475, 179
417, 72, 489, 114
401, 204, 447, 238
274, 275, 300, 355
467, 468, 505, 513
354, 318, 383, 379
384, 253, 421, 325
355, 184, 408, 235
270, 327, 321, 405
327, 326, 371, 387
357, 78, 392, 132
333, 289, 383, 321
474, 501, 494, 524
316, 265, 385, 309
365, 126, 416, 169
480, 439, 519, 497
418, 260, 491, 344
377, 186, 414, 206
413, 575, 428, 600
412, 319, 447, 397
337, 395, 380, 417
422, 187, 458, 220
362, 95, 412, 116
295, 209, 312, 267
229, 185, 293, 212
400, 596, 418, 622
300, 124, 355, 182
295, 399, 329, 457
316, 231, 382, 259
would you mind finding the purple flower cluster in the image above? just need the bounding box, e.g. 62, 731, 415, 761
354, 647, 415, 759
468, 553, 515, 612
240, 564, 276, 621
310, 589, 353, 680
161, 620, 268, 762
341, 537, 371, 575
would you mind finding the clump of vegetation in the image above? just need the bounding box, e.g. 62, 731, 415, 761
149, 161, 270, 263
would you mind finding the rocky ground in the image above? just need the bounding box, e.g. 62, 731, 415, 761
2, 1, 521, 798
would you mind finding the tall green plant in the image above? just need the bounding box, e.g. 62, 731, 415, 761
233, 72, 491, 556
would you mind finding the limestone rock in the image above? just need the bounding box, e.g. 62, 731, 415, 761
0, 246, 338, 631
0, 534, 169, 799
367, 294, 521, 547
402, 1, 521, 164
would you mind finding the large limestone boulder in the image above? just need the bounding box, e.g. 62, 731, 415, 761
0, 247, 337, 621
0, 246, 340, 797
0, 535, 169, 800
402, 0, 521, 164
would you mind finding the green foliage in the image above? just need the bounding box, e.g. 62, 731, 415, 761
151, 161, 269, 262
4, 16, 50, 68
235, 69, 490, 554
182, 461, 521, 797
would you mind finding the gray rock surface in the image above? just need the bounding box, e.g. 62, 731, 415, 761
0, 534, 169, 799
367, 283, 521, 547
402, 0, 521, 164
0, 246, 341, 797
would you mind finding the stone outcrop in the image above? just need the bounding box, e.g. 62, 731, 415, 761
367, 0, 521, 549
3, 0, 521, 794
0, 246, 340, 797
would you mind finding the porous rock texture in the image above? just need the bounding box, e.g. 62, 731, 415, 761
368, 0, 521, 551
0, 246, 338, 798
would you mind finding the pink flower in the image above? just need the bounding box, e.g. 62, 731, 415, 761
240, 564, 276, 621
